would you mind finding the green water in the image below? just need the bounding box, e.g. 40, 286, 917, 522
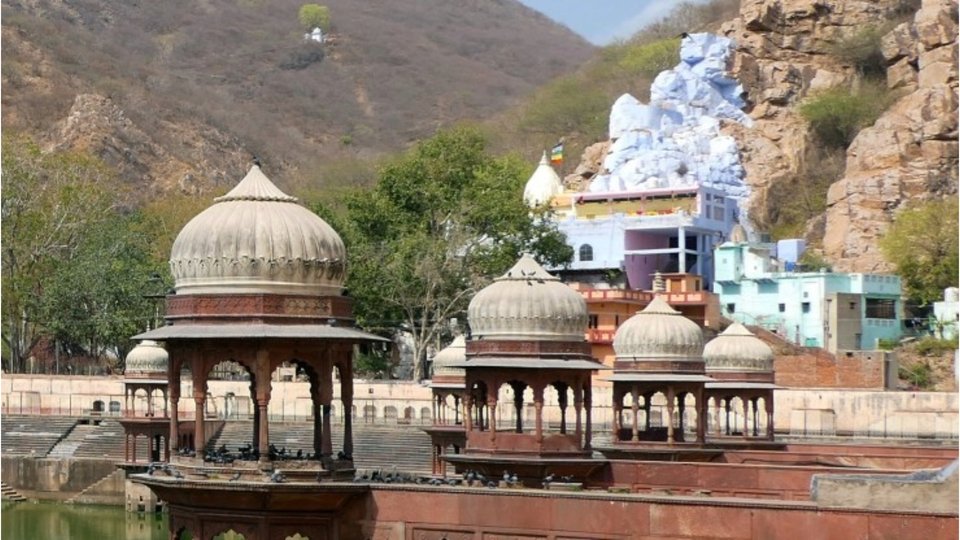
1, 501, 168, 540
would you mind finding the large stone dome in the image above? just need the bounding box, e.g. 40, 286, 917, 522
613, 296, 703, 360
468, 254, 587, 341
432, 336, 466, 378
169, 165, 346, 296
125, 340, 169, 377
703, 322, 773, 374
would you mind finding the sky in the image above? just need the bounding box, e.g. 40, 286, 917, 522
517, 0, 707, 45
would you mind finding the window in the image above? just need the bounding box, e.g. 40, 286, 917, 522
778, 303, 785, 313
726, 303, 736, 313
849, 302, 857, 310
801, 302, 811, 313
579, 244, 594, 262
865, 298, 896, 319
588, 314, 599, 328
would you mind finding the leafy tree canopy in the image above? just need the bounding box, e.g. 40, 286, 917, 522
298, 4, 331, 31
318, 127, 573, 380
1, 134, 164, 372
880, 198, 959, 305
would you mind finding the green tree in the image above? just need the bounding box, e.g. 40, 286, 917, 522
879, 198, 959, 305
34, 212, 163, 367
320, 127, 573, 380
1, 135, 128, 372
298, 4, 331, 31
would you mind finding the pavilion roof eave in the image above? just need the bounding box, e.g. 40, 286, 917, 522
705, 381, 781, 390
449, 358, 609, 370
604, 373, 714, 382
132, 323, 389, 343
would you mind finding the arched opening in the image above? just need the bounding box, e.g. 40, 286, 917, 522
384, 405, 398, 422
403, 406, 415, 423
174, 527, 195, 540
579, 244, 594, 262
363, 404, 377, 422
212, 530, 246, 540
420, 406, 432, 422
468, 381, 489, 431
92, 400, 105, 414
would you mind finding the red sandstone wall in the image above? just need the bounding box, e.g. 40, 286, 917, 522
362, 487, 957, 540
774, 351, 887, 389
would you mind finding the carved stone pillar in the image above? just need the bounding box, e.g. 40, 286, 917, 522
584, 383, 592, 451
765, 394, 775, 440
631, 386, 640, 441
341, 363, 354, 459
696, 387, 706, 444
666, 386, 676, 444
514, 383, 525, 434
533, 385, 544, 445
557, 383, 568, 435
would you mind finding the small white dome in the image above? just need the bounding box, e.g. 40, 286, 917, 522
169, 165, 346, 296
125, 340, 169, 375
432, 336, 466, 378
704, 323, 773, 373
522, 152, 563, 207
468, 254, 587, 341
613, 296, 703, 360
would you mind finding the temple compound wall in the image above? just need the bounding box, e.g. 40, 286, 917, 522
3, 375, 957, 439
352, 487, 956, 540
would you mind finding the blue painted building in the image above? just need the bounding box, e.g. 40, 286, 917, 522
713, 235, 903, 352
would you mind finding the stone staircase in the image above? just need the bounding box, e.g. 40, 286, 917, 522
208, 421, 433, 473
72, 420, 142, 460
47, 423, 98, 458
66, 469, 125, 505
1, 482, 26, 501
1, 415, 78, 456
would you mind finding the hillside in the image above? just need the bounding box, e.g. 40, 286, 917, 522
1, 0, 594, 198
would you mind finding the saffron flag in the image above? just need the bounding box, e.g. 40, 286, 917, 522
550, 142, 563, 165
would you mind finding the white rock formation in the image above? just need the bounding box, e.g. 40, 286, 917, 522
588, 33, 752, 220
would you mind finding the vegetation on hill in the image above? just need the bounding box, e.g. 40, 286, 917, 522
1, 0, 594, 196
485, 0, 741, 166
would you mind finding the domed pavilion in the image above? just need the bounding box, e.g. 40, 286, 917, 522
425, 335, 467, 475
133, 164, 385, 471
121, 340, 171, 463
703, 322, 777, 440
444, 254, 607, 483
608, 296, 713, 445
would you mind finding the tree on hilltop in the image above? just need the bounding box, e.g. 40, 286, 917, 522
298, 4, 331, 32
318, 127, 573, 381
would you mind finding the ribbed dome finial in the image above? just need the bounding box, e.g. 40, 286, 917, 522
613, 296, 704, 360
704, 322, 774, 374
125, 340, 169, 376
467, 254, 587, 341
169, 165, 346, 296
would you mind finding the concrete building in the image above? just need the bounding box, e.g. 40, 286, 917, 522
713, 235, 903, 351
549, 185, 737, 290
933, 287, 959, 339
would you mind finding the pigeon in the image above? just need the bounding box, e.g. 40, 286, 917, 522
269, 470, 286, 483
229, 472, 242, 482
172, 469, 184, 480
486, 481, 497, 489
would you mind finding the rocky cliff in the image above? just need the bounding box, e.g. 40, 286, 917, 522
725, 0, 957, 271
822, 0, 958, 271
566, 0, 957, 272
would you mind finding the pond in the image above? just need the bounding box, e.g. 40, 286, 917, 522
1, 500, 167, 540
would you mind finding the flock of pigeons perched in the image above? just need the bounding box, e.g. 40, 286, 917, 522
146, 460, 574, 489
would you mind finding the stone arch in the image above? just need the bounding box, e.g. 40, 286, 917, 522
384, 405, 398, 422
173, 526, 196, 540
363, 404, 377, 422
212, 529, 247, 540
420, 406, 431, 421
403, 406, 415, 421
92, 400, 105, 413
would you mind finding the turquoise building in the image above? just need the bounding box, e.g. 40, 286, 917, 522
713, 234, 903, 352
